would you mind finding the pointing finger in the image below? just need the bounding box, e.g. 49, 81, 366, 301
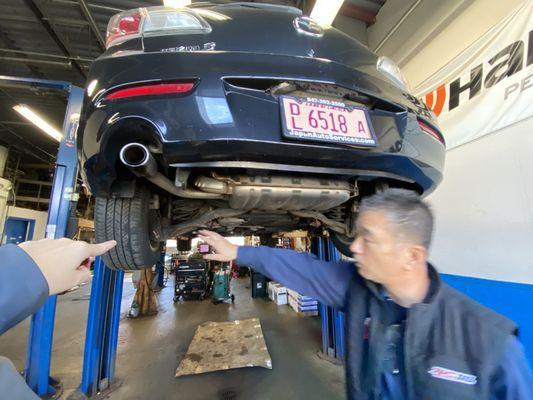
87, 240, 117, 257
198, 230, 224, 240
197, 230, 214, 239
197, 235, 216, 246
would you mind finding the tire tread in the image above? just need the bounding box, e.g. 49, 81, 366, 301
94, 184, 161, 270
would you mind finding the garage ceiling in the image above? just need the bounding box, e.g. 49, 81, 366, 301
0, 0, 385, 169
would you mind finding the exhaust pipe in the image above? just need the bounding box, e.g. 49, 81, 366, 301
119, 143, 157, 177
194, 175, 229, 194
119, 143, 223, 199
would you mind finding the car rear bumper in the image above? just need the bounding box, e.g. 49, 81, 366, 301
78, 51, 444, 196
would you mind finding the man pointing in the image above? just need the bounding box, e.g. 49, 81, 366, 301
198, 189, 533, 399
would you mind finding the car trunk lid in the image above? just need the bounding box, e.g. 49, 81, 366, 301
106, 5, 376, 70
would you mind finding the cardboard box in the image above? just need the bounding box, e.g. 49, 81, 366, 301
288, 297, 318, 316
287, 289, 317, 302
286, 288, 318, 315
267, 282, 288, 306
272, 291, 287, 306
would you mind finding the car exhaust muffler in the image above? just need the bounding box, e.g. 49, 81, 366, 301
119, 143, 223, 199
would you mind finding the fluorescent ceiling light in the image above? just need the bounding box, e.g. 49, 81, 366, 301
13, 104, 63, 142
310, 0, 344, 26
163, 0, 191, 7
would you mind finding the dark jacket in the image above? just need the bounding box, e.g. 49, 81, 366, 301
237, 246, 533, 400
0, 244, 49, 400
0, 244, 49, 335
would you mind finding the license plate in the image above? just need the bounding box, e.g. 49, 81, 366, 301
280, 95, 377, 147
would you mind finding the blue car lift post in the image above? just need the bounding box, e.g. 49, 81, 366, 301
311, 236, 346, 363
74, 257, 124, 399
0, 76, 124, 399
0, 75, 83, 398
1, 76, 82, 398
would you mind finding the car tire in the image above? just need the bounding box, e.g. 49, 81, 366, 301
95, 183, 162, 270
329, 231, 354, 258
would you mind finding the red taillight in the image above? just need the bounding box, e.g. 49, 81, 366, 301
119, 14, 141, 33
105, 7, 213, 49
106, 10, 142, 48
418, 119, 445, 146
104, 82, 196, 100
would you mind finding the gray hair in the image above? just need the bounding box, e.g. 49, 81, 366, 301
359, 188, 434, 249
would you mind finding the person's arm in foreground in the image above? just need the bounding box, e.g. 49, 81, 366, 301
490, 335, 533, 399
198, 230, 356, 309
0, 238, 116, 335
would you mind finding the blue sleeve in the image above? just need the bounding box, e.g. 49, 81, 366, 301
237, 246, 357, 310
490, 335, 533, 400
0, 244, 49, 335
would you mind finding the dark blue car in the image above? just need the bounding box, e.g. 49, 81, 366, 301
77, 3, 445, 270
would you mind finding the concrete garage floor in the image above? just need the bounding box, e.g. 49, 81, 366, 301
0, 274, 345, 400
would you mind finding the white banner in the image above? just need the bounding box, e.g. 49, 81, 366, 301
414, 1, 533, 149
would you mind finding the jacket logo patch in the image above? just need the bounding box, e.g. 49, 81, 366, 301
428, 366, 477, 385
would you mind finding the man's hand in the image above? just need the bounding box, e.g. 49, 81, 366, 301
19, 238, 117, 295
196, 230, 238, 262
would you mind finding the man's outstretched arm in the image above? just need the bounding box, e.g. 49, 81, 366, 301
0, 238, 116, 335
198, 230, 357, 310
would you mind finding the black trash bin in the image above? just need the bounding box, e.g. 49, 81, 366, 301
251, 270, 268, 298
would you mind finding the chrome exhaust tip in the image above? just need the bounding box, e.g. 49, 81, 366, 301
119, 142, 150, 167
119, 142, 157, 178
